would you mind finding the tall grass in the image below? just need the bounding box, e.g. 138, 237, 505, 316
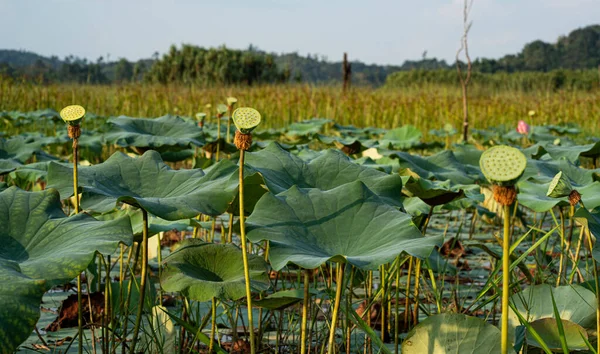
2, 80, 599, 136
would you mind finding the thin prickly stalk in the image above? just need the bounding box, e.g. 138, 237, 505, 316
232, 107, 261, 354
301, 269, 310, 354
479, 145, 527, 354
60, 104, 85, 354
327, 263, 346, 354
210, 297, 217, 353
129, 209, 149, 354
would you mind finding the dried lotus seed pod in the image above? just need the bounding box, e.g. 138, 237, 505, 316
232, 107, 261, 134
546, 171, 573, 198
479, 145, 527, 187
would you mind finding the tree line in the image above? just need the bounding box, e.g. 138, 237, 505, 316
1, 24, 598, 86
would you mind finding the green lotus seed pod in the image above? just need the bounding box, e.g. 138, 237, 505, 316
216, 104, 228, 115
232, 107, 261, 134
60, 105, 85, 126
546, 171, 573, 198
479, 145, 527, 186
195, 112, 206, 120
227, 97, 238, 107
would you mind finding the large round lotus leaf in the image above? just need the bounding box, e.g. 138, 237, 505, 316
253, 289, 313, 310
106, 115, 205, 149
517, 180, 600, 212
245, 142, 403, 207
0, 187, 132, 352
160, 240, 268, 302
47, 150, 242, 219
528, 318, 588, 351
507, 284, 597, 345
380, 125, 422, 150
0, 159, 21, 175
246, 181, 442, 271
391, 150, 482, 184
402, 313, 511, 354
480, 145, 527, 185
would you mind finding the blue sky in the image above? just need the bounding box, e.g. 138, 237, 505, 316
1, 0, 598, 65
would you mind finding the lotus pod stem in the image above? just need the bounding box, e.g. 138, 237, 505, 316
501, 204, 510, 354
301, 269, 310, 354
327, 263, 346, 354
129, 209, 149, 354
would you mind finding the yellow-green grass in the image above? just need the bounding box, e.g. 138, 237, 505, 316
2, 81, 599, 137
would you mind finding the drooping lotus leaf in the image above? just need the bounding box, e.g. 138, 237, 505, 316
7, 161, 61, 189
546, 171, 574, 198
527, 318, 588, 351
507, 284, 597, 346
391, 150, 482, 184
245, 142, 403, 207
160, 239, 268, 302
106, 115, 205, 150
574, 208, 600, 262
0, 159, 21, 175
380, 125, 422, 150
402, 175, 483, 206
47, 150, 241, 219
480, 145, 527, 186
232, 107, 261, 134
402, 313, 510, 354
315, 134, 376, 155
517, 180, 600, 212
246, 181, 442, 270
0, 187, 132, 352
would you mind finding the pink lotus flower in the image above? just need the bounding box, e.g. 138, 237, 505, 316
517, 120, 530, 135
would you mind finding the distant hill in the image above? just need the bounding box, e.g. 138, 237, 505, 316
1, 24, 598, 85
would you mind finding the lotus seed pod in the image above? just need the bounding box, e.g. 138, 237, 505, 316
232, 107, 261, 134
227, 97, 238, 107
492, 185, 517, 206
216, 104, 228, 115
528, 110, 536, 117
569, 189, 582, 206
546, 171, 573, 198
479, 145, 527, 186
60, 105, 85, 126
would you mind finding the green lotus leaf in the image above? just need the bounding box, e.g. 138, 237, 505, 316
246, 181, 442, 271
160, 240, 268, 302
245, 142, 403, 207
106, 115, 205, 150
253, 289, 316, 310
522, 158, 599, 185
0, 182, 6, 191
7, 161, 58, 189
402, 176, 483, 206
402, 313, 510, 354
480, 145, 527, 186
0, 187, 132, 352
527, 318, 588, 351
0, 136, 58, 163
574, 207, 600, 262
546, 171, 574, 198
391, 150, 482, 184
507, 284, 597, 345
0, 159, 21, 175
47, 150, 241, 219
517, 180, 600, 212
542, 142, 600, 164
380, 125, 422, 150
286, 118, 333, 137
315, 134, 377, 154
